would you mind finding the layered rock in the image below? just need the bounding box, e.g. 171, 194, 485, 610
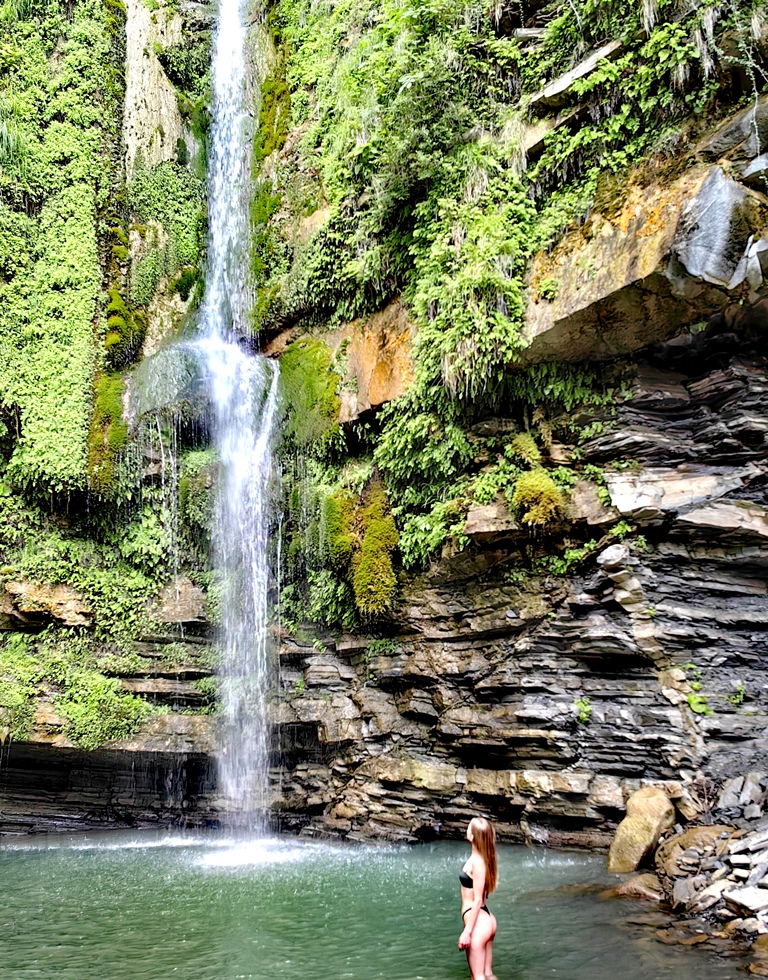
269, 315, 768, 844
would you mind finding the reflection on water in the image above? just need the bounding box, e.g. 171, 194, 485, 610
0, 833, 743, 979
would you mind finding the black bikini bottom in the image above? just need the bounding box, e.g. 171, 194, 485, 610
462, 905, 489, 919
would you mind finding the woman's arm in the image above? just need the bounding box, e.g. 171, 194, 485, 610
458, 862, 487, 949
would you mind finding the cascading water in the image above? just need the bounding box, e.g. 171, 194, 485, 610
199, 0, 280, 827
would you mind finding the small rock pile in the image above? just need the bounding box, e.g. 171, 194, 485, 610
606, 773, 768, 973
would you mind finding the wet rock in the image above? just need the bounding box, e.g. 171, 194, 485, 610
672, 875, 707, 908
604, 464, 761, 522
677, 500, 768, 540
743, 154, 768, 190
672, 167, 767, 288
607, 786, 676, 873
150, 577, 208, 625
464, 499, 519, 541
699, 96, 768, 164
719, 776, 746, 809
604, 872, 665, 902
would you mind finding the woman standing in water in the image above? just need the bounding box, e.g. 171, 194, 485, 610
458, 816, 498, 980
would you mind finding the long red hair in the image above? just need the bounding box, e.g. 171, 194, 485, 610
470, 817, 497, 896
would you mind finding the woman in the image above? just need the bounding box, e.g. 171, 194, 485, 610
458, 816, 498, 980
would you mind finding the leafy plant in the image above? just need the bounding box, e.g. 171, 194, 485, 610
574, 696, 592, 725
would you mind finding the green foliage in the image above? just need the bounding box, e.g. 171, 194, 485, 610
0, 632, 37, 740
367, 637, 398, 656
397, 498, 468, 569
374, 388, 473, 512
179, 448, 216, 540
574, 696, 592, 725
541, 539, 598, 576
55, 669, 152, 749
0, 629, 155, 749
727, 682, 747, 706
610, 520, 635, 540
686, 691, 713, 716
0, 0, 123, 490
128, 158, 206, 307
471, 457, 520, 505
305, 569, 358, 630
582, 463, 612, 506
510, 469, 563, 526
538, 277, 560, 302
119, 505, 172, 573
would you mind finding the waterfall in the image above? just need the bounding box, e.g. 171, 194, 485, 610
200, 0, 280, 827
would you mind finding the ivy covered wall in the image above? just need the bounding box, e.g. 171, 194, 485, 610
268, 0, 768, 630
0, 0, 125, 491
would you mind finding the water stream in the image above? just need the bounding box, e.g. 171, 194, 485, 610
200, 0, 279, 826
0, 833, 745, 979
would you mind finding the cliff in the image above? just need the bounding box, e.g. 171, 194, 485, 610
2, 0, 768, 843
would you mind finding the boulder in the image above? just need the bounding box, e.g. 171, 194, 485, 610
607, 786, 676, 873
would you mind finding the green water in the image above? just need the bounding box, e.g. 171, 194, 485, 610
0, 833, 741, 979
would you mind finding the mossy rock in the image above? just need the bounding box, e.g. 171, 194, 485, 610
279, 338, 341, 447
510, 468, 563, 526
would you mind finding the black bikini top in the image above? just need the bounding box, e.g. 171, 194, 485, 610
459, 869, 473, 888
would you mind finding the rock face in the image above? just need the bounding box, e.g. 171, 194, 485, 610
607, 786, 676, 873
123, 0, 187, 174
265, 299, 416, 423
267, 314, 768, 844
0, 582, 92, 630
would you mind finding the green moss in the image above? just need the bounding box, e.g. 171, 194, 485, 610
320, 491, 354, 570
171, 266, 200, 302
508, 433, 541, 466
179, 448, 216, 541
87, 371, 128, 494
255, 71, 291, 163
510, 469, 563, 526
104, 287, 147, 369
279, 338, 341, 448
157, 35, 211, 102
352, 483, 398, 616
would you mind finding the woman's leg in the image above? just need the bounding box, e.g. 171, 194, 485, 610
485, 913, 497, 980
466, 912, 494, 980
